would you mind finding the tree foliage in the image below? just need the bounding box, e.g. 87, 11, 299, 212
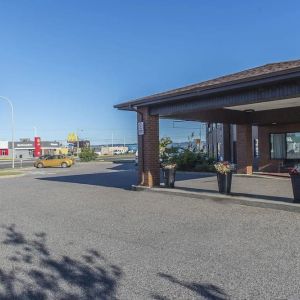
79, 147, 97, 162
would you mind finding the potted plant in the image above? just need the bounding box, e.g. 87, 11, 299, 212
162, 163, 177, 188
214, 161, 234, 194
289, 166, 300, 202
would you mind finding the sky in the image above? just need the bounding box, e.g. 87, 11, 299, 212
0, 0, 299, 145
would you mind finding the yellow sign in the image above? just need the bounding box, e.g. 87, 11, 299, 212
67, 132, 78, 143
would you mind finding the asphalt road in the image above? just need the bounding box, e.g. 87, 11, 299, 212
0, 162, 300, 299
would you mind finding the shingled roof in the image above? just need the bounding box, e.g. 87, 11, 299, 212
115, 59, 300, 110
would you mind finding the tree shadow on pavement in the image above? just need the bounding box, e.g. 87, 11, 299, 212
151, 273, 229, 300
0, 224, 122, 300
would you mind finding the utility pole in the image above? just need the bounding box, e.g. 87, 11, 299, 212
0, 96, 15, 168
111, 132, 114, 148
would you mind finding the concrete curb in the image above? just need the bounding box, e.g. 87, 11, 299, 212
132, 185, 300, 213
0, 173, 25, 179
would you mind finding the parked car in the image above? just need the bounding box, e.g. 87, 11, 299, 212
34, 155, 73, 168
113, 150, 123, 155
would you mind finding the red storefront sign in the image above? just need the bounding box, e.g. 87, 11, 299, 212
0, 149, 8, 156
34, 137, 41, 157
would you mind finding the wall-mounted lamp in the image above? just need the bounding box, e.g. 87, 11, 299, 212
244, 109, 255, 113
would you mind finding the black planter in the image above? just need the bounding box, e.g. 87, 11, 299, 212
217, 172, 232, 194
163, 168, 176, 188
290, 175, 300, 202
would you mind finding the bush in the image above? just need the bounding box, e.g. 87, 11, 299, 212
79, 148, 97, 162
169, 149, 215, 172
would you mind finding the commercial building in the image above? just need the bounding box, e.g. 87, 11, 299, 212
0, 139, 63, 159
115, 59, 300, 187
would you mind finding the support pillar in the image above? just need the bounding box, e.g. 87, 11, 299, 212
223, 123, 231, 161
236, 124, 253, 174
137, 107, 160, 187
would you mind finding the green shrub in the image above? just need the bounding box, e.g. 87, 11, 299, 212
169, 149, 215, 172
79, 148, 97, 162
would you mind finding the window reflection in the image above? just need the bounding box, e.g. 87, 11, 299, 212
286, 133, 300, 159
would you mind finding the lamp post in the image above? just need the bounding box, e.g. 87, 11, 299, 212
0, 96, 15, 168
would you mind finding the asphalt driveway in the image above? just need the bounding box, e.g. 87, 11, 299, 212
0, 162, 300, 299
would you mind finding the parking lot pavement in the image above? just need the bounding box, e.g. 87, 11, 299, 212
0, 162, 300, 299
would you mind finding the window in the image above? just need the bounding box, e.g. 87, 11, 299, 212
270, 132, 300, 160
286, 133, 300, 159
270, 133, 286, 159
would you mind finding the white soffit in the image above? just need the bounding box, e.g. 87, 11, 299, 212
224, 97, 300, 111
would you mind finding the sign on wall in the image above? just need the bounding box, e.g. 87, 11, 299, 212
138, 122, 144, 136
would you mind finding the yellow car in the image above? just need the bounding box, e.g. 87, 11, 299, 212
34, 155, 73, 168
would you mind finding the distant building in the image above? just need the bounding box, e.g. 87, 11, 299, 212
78, 140, 90, 148
0, 139, 63, 159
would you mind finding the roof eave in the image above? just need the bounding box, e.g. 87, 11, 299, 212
115, 67, 300, 111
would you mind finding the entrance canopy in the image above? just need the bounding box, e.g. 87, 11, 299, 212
115, 60, 300, 187
115, 60, 300, 125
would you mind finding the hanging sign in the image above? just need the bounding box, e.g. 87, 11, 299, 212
138, 122, 144, 136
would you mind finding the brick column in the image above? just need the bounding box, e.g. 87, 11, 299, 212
236, 124, 253, 174
137, 107, 160, 187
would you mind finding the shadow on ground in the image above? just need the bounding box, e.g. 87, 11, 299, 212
151, 273, 229, 300
37, 163, 138, 190
36, 163, 292, 202
37, 163, 215, 190
0, 224, 122, 299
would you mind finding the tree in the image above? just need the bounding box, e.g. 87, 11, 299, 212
79, 147, 97, 162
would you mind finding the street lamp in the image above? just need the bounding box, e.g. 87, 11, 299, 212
0, 96, 15, 168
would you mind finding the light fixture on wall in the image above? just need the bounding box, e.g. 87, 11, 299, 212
272, 122, 277, 125
244, 109, 255, 113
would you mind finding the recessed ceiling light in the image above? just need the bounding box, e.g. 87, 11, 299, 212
244, 109, 255, 113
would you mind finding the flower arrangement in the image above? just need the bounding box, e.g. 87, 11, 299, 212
214, 161, 233, 174
162, 162, 177, 169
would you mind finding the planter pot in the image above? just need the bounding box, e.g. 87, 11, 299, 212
290, 175, 300, 203
217, 172, 232, 194
163, 168, 176, 188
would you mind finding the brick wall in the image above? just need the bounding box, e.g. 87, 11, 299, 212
236, 124, 253, 174
258, 123, 300, 172
137, 107, 160, 187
